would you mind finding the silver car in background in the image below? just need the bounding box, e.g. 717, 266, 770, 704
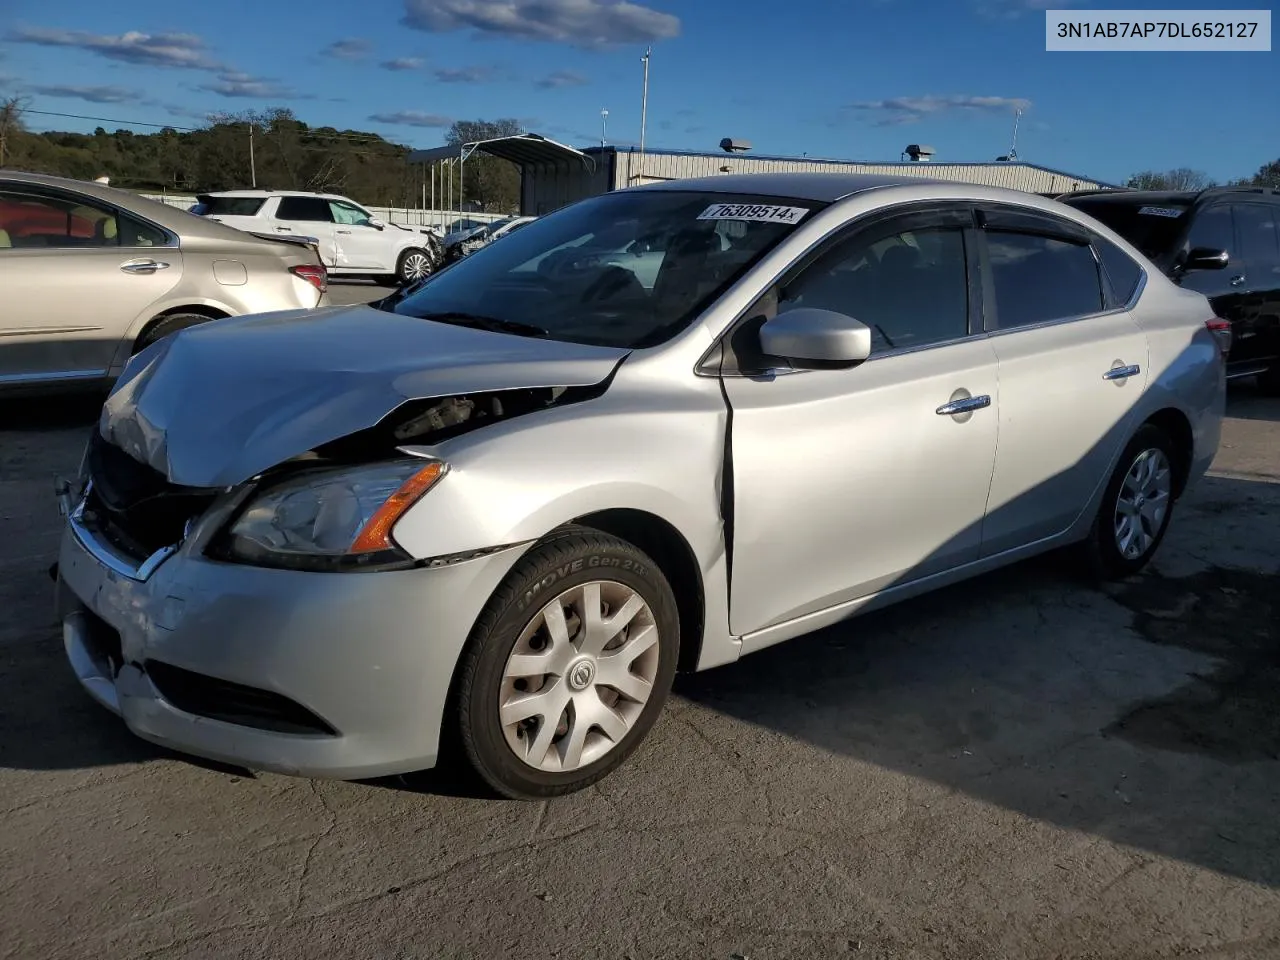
54, 174, 1225, 799
0, 170, 329, 395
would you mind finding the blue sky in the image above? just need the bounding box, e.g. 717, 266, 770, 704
0, 0, 1274, 185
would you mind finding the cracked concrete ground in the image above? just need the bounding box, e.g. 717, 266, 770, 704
1, 381, 1278, 960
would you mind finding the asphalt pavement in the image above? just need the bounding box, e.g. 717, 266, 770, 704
1, 377, 1278, 960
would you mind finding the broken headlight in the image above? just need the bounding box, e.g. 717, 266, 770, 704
211, 459, 446, 571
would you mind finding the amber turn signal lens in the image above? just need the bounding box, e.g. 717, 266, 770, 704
350, 461, 446, 553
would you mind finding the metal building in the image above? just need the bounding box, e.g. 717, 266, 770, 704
408, 135, 1115, 217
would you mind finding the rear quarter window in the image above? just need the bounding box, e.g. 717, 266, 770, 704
1093, 235, 1144, 307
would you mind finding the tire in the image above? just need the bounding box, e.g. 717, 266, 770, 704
134, 312, 214, 353
396, 248, 432, 285
1081, 424, 1179, 580
453, 527, 680, 799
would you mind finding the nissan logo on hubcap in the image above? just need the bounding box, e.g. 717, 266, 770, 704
568, 658, 595, 691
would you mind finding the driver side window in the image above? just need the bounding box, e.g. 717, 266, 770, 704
777, 225, 971, 353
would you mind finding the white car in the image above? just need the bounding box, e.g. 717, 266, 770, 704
193, 191, 442, 284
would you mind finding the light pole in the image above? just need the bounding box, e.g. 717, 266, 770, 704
638, 47, 651, 178
600, 108, 609, 147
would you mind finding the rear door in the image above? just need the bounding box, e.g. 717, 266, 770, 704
0, 184, 181, 385
976, 204, 1151, 556
272, 196, 338, 267
1230, 201, 1280, 372
328, 199, 391, 271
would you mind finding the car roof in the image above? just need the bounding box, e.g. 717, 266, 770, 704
0, 168, 281, 242
1064, 187, 1280, 207
202, 189, 355, 202
626, 171, 1067, 205
1064, 190, 1197, 205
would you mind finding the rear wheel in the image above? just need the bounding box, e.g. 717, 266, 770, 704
1081, 424, 1178, 580
134, 312, 216, 353
396, 248, 432, 285
453, 528, 679, 799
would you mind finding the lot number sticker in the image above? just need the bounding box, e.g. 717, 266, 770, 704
697, 203, 810, 225
1138, 205, 1184, 218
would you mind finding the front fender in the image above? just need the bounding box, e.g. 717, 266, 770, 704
389, 381, 741, 671
392, 398, 725, 563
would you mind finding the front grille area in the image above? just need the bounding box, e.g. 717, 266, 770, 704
145, 660, 339, 736
83, 431, 219, 561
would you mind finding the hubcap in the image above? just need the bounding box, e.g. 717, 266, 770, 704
1113, 447, 1172, 560
499, 580, 659, 773
402, 253, 429, 280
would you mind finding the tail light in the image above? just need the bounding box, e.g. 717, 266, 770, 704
290, 264, 328, 295
1205, 317, 1232, 357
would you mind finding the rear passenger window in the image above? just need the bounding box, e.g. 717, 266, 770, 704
276, 197, 333, 222
986, 231, 1103, 328
779, 225, 970, 353
1234, 203, 1280, 284
1094, 235, 1143, 307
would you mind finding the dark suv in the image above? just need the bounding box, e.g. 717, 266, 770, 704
1061, 186, 1280, 390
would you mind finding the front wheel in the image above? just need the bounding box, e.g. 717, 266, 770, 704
1081, 424, 1179, 580
453, 528, 680, 799
396, 248, 432, 285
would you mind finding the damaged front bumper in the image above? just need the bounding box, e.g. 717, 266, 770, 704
54, 491, 527, 780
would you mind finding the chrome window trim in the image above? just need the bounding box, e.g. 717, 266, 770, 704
697, 198, 980, 378
0, 182, 179, 250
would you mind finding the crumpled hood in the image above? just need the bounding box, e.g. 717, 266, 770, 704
99, 305, 628, 488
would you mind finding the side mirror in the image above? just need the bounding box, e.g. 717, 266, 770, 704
1183, 246, 1229, 271
759, 307, 872, 369
367, 216, 386, 231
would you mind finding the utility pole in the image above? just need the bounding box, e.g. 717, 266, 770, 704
249, 122, 257, 187
600, 108, 609, 147
638, 47, 651, 179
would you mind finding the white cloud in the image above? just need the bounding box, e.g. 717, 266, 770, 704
847, 94, 1031, 126
536, 69, 589, 89
7, 26, 221, 70
401, 0, 680, 47
381, 57, 426, 71
323, 38, 374, 60
28, 84, 141, 104
369, 110, 453, 127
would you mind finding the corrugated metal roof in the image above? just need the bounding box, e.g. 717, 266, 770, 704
593, 145, 1114, 190
408, 134, 593, 169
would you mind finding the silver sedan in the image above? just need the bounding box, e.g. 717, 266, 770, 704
54, 173, 1225, 799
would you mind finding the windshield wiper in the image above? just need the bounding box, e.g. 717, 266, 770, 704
417, 311, 550, 339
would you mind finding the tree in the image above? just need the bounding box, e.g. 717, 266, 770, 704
446, 118, 525, 213
1125, 167, 1214, 191
1232, 158, 1280, 188
0, 96, 30, 167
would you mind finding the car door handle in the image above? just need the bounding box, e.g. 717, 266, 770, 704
275, 226, 293, 232
335, 229, 352, 234
119, 259, 170, 275
935, 395, 991, 416
1229, 274, 1246, 286
1103, 363, 1141, 381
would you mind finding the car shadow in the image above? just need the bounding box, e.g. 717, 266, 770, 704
676, 473, 1280, 889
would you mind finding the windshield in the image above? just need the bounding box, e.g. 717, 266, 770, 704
1067, 197, 1190, 261
392, 191, 820, 349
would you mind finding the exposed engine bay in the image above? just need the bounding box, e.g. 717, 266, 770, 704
313, 382, 608, 463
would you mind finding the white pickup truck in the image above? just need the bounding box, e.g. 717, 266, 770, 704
192, 190, 443, 284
